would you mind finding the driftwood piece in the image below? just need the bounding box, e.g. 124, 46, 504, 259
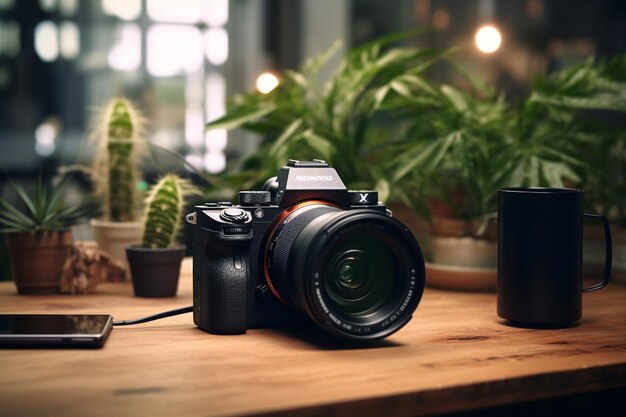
60, 241, 126, 294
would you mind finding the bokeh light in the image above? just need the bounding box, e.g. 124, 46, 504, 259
475, 25, 502, 54
256, 73, 279, 94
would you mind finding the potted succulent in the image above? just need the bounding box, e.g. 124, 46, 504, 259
0, 175, 96, 294
126, 174, 198, 297
90, 98, 146, 274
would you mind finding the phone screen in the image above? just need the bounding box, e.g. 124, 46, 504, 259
0, 314, 113, 348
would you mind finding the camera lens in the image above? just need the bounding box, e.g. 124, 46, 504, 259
325, 243, 394, 317
264, 202, 425, 341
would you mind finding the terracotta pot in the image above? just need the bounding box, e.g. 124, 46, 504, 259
126, 245, 185, 297
5, 231, 73, 294
91, 219, 142, 279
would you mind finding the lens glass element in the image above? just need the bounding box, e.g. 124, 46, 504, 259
323, 233, 396, 317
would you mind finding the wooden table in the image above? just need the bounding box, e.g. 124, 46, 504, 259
1, 259, 625, 417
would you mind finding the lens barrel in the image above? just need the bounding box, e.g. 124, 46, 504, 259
265, 203, 425, 341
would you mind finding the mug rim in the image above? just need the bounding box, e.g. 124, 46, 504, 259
498, 187, 581, 194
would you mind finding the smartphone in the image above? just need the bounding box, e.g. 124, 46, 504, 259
0, 314, 113, 348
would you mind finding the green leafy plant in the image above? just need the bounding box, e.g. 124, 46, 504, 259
205, 32, 626, 227
391, 84, 587, 220
92, 97, 145, 222
0, 175, 97, 233
388, 79, 508, 220
390, 54, 626, 223
529, 55, 626, 226
206, 35, 454, 199
140, 174, 199, 249
529, 56, 626, 112
583, 129, 626, 227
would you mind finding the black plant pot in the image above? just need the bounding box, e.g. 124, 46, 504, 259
126, 245, 186, 297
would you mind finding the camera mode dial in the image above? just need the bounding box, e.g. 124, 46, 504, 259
219, 208, 249, 224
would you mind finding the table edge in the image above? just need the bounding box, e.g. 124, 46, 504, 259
244, 362, 626, 417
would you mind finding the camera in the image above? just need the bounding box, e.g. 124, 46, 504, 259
187, 159, 425, 341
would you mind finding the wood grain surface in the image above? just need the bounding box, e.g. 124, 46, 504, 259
1, 259, 625, 417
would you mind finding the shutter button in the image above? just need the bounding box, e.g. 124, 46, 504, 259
220, 208, 248, 223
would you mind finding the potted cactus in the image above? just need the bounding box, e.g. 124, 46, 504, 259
126, 174, 198, 297
90, 98, 145, 274
1, 175, 96, 294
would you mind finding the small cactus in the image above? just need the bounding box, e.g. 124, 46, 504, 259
141, 174, 198, 249
93, 98, 144, 222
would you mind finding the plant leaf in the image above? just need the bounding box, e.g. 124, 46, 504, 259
301, 130, 334, 160
9, 178, 36, 219
0, 197, 37, 230
205, 104, 276, 131
268, 118, 304, 155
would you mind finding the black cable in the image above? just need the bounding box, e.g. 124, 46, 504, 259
113, 306, 193, 326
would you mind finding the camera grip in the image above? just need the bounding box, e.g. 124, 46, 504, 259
194, 232, 249, 334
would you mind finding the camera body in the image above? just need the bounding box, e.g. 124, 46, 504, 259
188, 159, 425, 340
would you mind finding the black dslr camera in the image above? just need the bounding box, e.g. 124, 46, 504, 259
187, 160, 425, 341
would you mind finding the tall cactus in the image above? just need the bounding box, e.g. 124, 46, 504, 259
94, 98, 143, 222
141, 174, 197, 249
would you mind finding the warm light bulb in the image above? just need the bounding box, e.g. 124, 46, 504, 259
475, 25, 502, 54
256, 72, 279, 94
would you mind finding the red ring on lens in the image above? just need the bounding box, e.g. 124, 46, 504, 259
263, 200, 337, 303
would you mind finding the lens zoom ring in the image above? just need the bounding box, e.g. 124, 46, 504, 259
269, 206, 338, 291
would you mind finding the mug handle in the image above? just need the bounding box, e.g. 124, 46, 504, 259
583, 214, 612, 292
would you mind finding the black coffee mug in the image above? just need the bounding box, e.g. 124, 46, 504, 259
497, 188, 612, 327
